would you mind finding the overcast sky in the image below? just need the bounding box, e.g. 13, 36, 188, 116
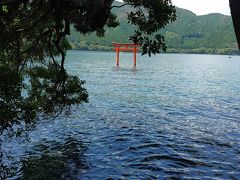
117, 0, 231, 16
172, 0, 230, 15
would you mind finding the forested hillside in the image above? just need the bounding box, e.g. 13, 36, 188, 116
68, 2, 238, 55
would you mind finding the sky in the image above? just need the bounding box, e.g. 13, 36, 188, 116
172, 0, 230, 15
117, 0, 231, 16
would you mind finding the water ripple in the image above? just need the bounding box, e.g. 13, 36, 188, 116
6, 52, 240, 179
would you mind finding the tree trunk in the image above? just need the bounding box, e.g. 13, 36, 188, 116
230, 0, 240, 49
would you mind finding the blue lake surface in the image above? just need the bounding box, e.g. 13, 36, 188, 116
10, 51, 240, 179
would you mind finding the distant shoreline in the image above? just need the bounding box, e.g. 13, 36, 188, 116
71, 47, 240, 56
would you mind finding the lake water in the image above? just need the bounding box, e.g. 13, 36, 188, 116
8, 51, 240, 179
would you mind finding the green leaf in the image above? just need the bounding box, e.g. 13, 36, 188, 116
2, 5, 8, 13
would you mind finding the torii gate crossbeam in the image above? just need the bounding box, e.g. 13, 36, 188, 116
113, 43, 140, 67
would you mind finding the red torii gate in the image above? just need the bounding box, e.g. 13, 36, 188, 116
113, 43, 140, 67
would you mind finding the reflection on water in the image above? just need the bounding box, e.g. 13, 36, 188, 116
19, 137, 87, 179
4, 51, 240, 179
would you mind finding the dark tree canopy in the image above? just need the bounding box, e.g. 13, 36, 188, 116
0, 0, 176, 135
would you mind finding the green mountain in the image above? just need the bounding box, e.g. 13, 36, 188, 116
68, 2, 238, 55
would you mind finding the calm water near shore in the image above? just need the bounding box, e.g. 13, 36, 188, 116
7, 51, 240, 179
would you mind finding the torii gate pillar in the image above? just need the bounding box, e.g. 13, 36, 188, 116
113, 43, 140, 67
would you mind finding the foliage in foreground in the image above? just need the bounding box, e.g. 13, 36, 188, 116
0, 0, 176, 136
0, 0, 176, 177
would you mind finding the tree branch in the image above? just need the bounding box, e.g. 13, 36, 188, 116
111, 3, 128, 9
0, 0, 26, 5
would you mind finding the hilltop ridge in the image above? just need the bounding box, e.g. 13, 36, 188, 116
68, 2, 238, 55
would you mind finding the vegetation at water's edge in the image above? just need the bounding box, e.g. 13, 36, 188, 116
68, 2, 239, 55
